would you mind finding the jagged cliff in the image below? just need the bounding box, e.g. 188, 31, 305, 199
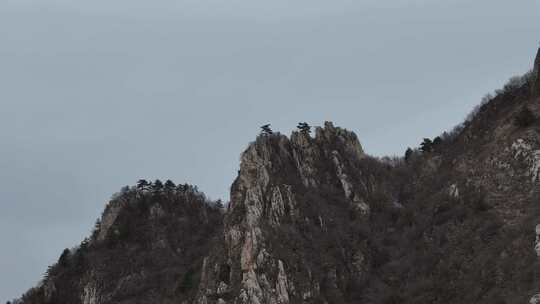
196, 123, 380, 304
14, 49, 540, 304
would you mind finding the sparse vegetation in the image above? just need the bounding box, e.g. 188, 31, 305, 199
409, 68, 535, 157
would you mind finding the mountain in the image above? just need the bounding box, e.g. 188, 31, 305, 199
12, 48, 540, 304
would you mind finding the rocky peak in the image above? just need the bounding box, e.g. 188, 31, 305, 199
236, 121, 364, 182
230, 121, 366, 216
228, 121, 368, 239
238, 121, 364, 168
195, 122, 374, 304
314, 121, 364, 159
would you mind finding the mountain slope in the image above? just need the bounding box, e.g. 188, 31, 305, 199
18, 185, 223, 304
14, 48, 540, 304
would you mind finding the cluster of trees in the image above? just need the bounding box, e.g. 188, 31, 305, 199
104, 180, 225, 214
126, 179, 203, 196
136, 179, 178, 191
106, 180, 206, 205
103, 180, 208, 203
420, 136, 442, 153
404, 136, 444, 162
105, 180, 225, 212
260, 122, 312, 136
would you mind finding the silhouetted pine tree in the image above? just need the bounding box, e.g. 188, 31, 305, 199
137, 179, 149, 190
260, 124, 273, 135
58, 248, 70, 267
404, 148, 413, 163
164, 180, 176, 190
420, 138, 433, 153
432, 136, 442, 146
153, 180, 164, 192
297, 122, 311, 134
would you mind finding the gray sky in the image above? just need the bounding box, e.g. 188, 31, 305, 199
1, 0, 539, 300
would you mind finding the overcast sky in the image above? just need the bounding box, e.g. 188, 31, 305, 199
1, 0, 539, 300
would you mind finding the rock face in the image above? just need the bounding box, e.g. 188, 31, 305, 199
533, 48, 540, 97
15, 50, 540, 304
531, 294, 540, 304
512, 138, 540, 183
535, 225, 540, 257
195, 123, 378, 304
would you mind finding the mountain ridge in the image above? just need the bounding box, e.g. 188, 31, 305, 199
11, 48, 540, 304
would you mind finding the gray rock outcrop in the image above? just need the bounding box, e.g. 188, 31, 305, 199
532, 48, 540, 97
